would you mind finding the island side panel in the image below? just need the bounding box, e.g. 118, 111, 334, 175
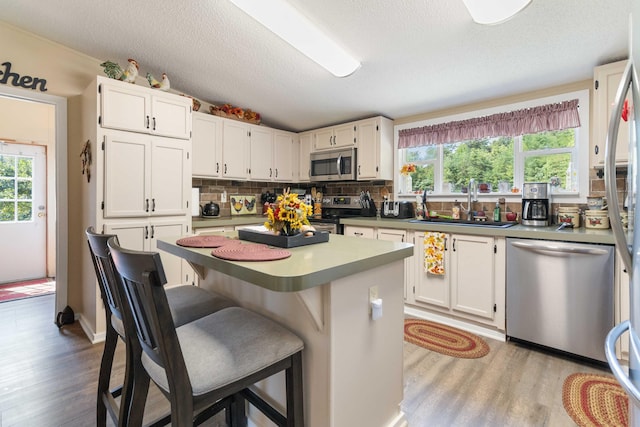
329, 260, 406, 427
200, 270, 331, 427
199, 260, 406, 427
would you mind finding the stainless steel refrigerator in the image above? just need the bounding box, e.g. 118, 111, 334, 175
605, 11, 640, 425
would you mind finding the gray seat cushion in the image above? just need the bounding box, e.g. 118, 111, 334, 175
141, 306, 304, 396
111, 286, 234, 337
165, 285, 235, 327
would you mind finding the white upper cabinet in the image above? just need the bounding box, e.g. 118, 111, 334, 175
103, 130, 189, 218
192, 112, 223, 178
592, 60, 630, 168
248, 124, 274, 181
298, 132, 313, 182
273, 130, 296, 182
99, 76, 192, 140
221, 120, 250, 179
356, 116, 393, 180
313, 123, 357, 151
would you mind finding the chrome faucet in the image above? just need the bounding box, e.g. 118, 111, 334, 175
466, 178, 477, 221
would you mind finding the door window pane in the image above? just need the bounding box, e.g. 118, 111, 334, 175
0, 154, 35, 222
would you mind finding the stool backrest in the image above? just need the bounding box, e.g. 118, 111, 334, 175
86, 227, 124, 322
107, 237, 190, 389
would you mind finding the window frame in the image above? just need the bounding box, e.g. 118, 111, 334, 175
394, 89, 589, 203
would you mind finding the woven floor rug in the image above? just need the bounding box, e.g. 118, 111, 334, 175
0, 278, 55, 303
403, 318, 490, 359
562, 373, 628, 427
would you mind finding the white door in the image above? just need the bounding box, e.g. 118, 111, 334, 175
0, 143, 47, 283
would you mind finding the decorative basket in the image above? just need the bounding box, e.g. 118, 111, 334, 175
209, 105, 261, 125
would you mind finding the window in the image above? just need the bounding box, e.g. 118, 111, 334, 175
0, 154, 34, 222
397, 90, 588, 197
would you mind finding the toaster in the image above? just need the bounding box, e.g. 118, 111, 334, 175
381, 201, 415, 219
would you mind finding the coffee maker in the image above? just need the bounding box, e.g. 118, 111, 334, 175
521, 182, 550, 226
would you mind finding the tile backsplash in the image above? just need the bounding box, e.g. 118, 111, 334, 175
194, 167, 627, 223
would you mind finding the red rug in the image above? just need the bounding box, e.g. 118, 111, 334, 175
562, 373, 628, 427
0, 278, 55, 303
404, 318, 490, 358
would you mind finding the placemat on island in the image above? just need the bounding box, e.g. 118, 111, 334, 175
211, 244, 291, 261
176, 235, 241, 248
562, 372, 628, 427
403, 318, 490, 359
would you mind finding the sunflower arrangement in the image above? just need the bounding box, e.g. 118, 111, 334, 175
264, 188, 313, 236
400, 163, 417, 175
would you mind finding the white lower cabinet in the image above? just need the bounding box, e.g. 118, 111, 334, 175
409, 230, 505, 329
344, 225, 376, 239
104, 218, 190, 286
344, 225, 505, 330
450, 234, 495, 319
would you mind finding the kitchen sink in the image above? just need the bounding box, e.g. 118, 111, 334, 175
408, 217, 515, 228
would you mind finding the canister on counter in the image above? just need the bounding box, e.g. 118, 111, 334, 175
584, 209, 609, 229
557, 206, 580, 228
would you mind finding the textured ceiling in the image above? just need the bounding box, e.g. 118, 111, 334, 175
0, 0, 632, 132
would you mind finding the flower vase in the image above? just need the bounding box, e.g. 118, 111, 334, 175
403, 175, 413, 193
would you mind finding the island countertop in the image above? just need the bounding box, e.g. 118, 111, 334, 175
157, 232, 414, 293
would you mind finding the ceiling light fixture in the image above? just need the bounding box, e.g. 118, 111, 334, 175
228, 0, 360, 77
462, 0, 532, 25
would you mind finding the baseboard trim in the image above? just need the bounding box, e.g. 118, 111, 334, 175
77, 313, 105, 344
404, 306, 506, 342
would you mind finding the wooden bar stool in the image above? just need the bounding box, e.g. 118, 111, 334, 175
86, 227, 235, 427
107, 237, 305, 427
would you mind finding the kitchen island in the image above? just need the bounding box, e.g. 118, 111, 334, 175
158, 233, 414, 427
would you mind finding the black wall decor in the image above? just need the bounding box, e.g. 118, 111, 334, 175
0, 61, 48, 92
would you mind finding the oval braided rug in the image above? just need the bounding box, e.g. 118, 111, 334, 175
404, 319, 489, 359
562, 373, 628, 427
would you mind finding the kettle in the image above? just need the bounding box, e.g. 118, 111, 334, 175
201, 201, 220, 217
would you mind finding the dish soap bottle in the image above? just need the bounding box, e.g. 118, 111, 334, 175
452, 200, 460, 219
493, 201, 501, 222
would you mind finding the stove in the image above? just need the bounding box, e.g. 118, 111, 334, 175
308, 195, 375, 234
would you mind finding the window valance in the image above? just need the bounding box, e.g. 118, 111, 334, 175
398, 99, 581, 148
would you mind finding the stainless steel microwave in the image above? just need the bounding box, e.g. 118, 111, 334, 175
310, 148, 357, 181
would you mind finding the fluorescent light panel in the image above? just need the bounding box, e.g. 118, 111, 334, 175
462, 0, 532, 25
228, 0, 360, 77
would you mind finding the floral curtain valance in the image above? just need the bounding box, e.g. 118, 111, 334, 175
398, 99, 581, 148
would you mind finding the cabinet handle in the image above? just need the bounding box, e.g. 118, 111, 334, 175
144, 226, 149, 239
452, 238, 456, 252
151, 198, 156, 212
275, 168, 278, 178
444, 237, 448, 251
145, 198, 149, 212
355, 232, 363, 236
270, 168, 272, 177
216, 162, 219, 173
358, 165, 361, 175
595, 145, 599, 155
146, 115, 150, 129
224, 164, 227, 174
150, 225, 155, 239
152, 117, 156, 131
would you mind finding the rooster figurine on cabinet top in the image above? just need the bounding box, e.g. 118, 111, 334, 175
100, 58, 139, 83
146, 72, 170, 91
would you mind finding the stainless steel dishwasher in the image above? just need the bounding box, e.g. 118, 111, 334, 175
506, 238, 614, 362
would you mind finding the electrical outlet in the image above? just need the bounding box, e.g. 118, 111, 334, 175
221, 191, 227, 203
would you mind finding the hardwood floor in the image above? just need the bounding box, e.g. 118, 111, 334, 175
0, 295, 610, 426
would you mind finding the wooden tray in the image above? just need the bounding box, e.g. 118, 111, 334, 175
238, 229, 329, 248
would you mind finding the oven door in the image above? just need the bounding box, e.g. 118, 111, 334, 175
310, 148, 356, 181
308, 220, 340, 234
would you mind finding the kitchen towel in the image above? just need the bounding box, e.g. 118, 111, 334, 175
424, 232, 446, 275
